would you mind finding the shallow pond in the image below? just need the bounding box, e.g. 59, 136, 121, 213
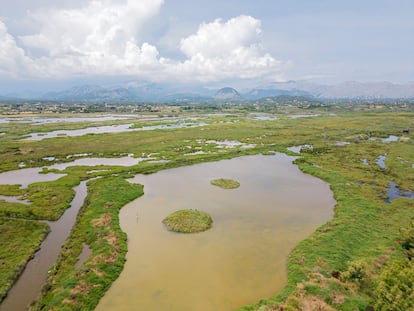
49, 155, 146, 170
384, 181, 414, 203
381, 135, 399, 143
0, 155, 146, 187
96, 154, 335, 311
0, 195, 29, 204
376, 155, 387, 169
0, 168, 65, 188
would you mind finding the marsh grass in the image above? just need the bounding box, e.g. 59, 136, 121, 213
0, 218, 49, 302
162, 209, 213, 233
210, 178, 240, 189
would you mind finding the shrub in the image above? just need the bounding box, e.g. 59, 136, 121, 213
373, 259, 414, 311
340, 260, 367, 284
400, 219, 414, 260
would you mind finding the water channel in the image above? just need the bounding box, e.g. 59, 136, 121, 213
96, 154, 335, 311
0, 181, 88, 311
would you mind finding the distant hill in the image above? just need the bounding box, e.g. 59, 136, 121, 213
42, 83, 214, 102
246, 88, 311, 99
43, 85, 134, 101
252, 80, 414, 99
3, 80, 414, 102
214, 87, 242, 100
319, 81, 414, 99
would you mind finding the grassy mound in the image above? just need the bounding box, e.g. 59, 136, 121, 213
162, 209, 213, 233
210, 178, 240, 189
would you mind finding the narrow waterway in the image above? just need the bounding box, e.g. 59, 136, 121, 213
24, 120, 205, 141
97, 154, 335, 311
0, 181, 88, 311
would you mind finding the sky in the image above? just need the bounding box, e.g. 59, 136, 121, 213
0, 0, 413, 93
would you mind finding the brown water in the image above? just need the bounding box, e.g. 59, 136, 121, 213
97, 154, 335, 311
0, 156, 143, 187
0, 181, 88, 311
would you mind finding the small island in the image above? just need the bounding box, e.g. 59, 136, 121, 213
162, 209, 213, 233
210, 178, 240, 189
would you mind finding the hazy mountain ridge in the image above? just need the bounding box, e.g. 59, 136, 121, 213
43, 85, 134, 101
320, 81, 414, 99
1, 81, 413, 102
250, 81, 414, 99
214, 87, 242, 100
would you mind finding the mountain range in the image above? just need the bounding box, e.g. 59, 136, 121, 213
1, 81, 414, 102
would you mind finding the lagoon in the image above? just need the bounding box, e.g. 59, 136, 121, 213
97, 154, 335, 311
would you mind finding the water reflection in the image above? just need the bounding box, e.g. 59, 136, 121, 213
376, 155, 387, 169
24, 121, 206, 141
0, 195, 30, 205
49, 155, 146, 170
0, 168, 65, 188
384, 181, 414, 203
0, 115, 136, 124
381, 135, 399, 143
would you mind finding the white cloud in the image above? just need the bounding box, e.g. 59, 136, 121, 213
0, 3, 284, 84
21, 0, 163, 55
180, 15, 262, 58
19, 0, 165, 76
172, 15, 284, 82
0, 20, 39, 77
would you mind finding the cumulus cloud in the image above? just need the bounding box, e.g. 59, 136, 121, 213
0, 20, 38, 77
19, 0, 165, 76
0, 2, 284, 84
180, 15, 262, 58
168, 15, 283, 82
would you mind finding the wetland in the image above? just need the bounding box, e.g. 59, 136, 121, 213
0, 101, 413, 310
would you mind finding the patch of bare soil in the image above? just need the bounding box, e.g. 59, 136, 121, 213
91, 213, 112, 227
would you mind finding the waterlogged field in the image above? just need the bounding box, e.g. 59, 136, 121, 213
0, 103, 413, 310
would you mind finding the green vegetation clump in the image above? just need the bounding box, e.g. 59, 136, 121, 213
373, 259, 414, 311
163, 209, 213, 233
372, 220, 414, 310
210, 178, 240, 189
